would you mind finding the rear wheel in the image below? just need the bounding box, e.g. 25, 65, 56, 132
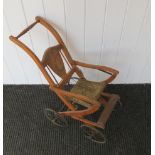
80, 124, 106, 144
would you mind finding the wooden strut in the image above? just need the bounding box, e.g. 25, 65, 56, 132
9, 16, 120, 130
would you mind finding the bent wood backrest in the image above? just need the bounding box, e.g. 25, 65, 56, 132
42, 45, 68, 83
9, 16, 84, 88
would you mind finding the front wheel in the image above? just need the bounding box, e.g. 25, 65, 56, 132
44, 108, 68, 127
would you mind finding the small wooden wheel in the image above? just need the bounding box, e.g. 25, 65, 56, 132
80, 124, 106, 144
44, 108, 68, 127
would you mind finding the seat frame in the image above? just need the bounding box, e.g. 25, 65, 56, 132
9, 16, 120, 131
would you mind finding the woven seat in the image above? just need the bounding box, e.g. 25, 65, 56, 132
70, 78, 106, 107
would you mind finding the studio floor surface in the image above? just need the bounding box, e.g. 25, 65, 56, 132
4, 84, 151, 155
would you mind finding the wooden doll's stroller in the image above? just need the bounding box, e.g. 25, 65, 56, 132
9, 16, 121, 143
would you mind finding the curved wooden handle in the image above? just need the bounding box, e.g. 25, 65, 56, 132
35, 16, 75, 66
9, 35, 55, 86
35, 16, 64, 45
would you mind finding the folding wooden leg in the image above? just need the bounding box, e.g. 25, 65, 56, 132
97, 94, 120, 128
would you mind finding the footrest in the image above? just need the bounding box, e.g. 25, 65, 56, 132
97, 94, 120, 128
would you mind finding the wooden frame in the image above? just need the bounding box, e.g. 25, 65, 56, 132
9, 16, 120, 131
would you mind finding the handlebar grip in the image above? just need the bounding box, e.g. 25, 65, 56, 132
16, 21, 38, 38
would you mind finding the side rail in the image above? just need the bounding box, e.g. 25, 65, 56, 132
53, 87, 101, 116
